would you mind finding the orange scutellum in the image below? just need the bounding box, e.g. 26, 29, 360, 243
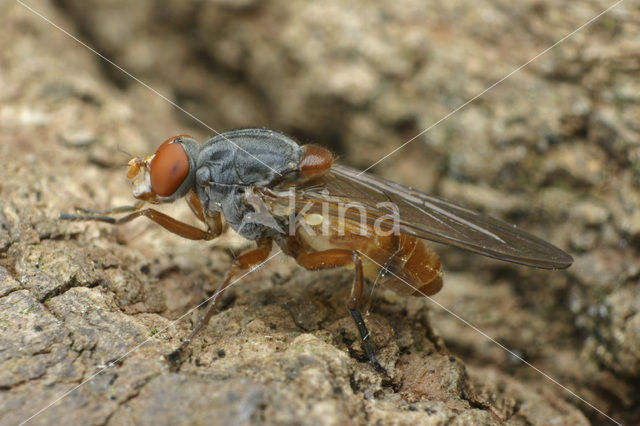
298, 145, 334, 180
150, 136, 190, 197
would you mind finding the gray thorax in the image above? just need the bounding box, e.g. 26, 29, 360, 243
194, 129, 302, 240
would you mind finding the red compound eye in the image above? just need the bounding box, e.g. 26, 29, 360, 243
150, 136, 190, 197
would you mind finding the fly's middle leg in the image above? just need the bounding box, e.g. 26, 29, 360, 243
166, 237, 273, 364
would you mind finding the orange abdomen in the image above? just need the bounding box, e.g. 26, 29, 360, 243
361, 234, 443, 297
293, 214, 444, 297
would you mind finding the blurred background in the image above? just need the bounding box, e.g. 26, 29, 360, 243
1, 0, 639, 424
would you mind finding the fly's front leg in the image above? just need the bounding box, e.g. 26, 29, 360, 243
186, 190, 224, 237
61, 191, 222, 241
60, 207, 221, 241
167, 237, 273, 363
72, 200, 145, 216
296, 249, 388, 374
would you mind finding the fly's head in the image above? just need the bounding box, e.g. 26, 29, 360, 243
126, 135, 200, 203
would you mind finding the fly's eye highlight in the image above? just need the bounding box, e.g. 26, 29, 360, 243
150, 137, 190, 197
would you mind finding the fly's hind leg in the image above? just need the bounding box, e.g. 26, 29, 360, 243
166, 237, 273, 364
296, 249, 388, 374
347, 253, 388, 375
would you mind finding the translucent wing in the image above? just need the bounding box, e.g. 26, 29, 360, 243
274, 164, 573, 269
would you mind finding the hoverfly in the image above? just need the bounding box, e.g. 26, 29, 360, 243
61, 128, 573, 373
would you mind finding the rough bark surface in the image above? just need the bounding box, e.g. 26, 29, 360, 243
1, 1, 638, 425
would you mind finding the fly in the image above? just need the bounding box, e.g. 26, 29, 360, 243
60, 128, 573, 374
